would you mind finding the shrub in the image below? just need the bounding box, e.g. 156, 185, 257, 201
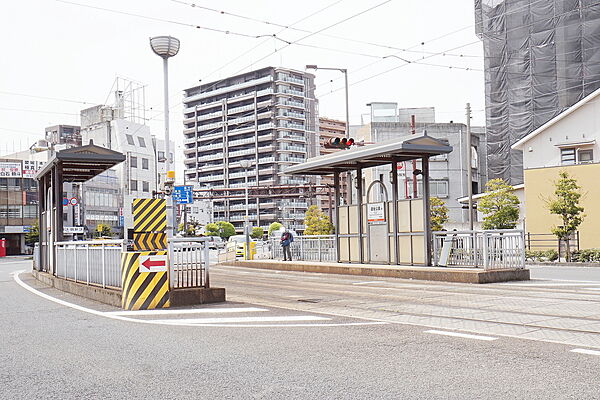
572, 249, 600, 263
525, 249, 558, 262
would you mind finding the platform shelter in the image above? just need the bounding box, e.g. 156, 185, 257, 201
284, 134, 452, 266
35, 143, 126, 274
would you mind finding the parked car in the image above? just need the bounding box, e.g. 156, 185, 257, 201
227, 235, 256, 257
207, 236, 225, 250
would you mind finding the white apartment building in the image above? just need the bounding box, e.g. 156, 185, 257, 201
182, 66, 318, 232
80, 105, 174, 238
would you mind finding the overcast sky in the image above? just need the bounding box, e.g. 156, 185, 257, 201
0, 0, 485, 167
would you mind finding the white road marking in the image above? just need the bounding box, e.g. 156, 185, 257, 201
12, 270, 382, 328
151, 315, 330, 324
352, 281, 385, 285
571, 348, 600, 356
583, 288, 600, 291
106, 307, 267, 316
425, 329, 498, 341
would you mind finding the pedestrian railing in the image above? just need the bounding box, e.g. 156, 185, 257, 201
168, 237, 210, 289
55, 240, 126, 288
432, 230, 525, 269
269, 235, 336, 262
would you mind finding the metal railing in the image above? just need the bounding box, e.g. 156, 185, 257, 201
168, 237, 210, 289
432, 230, 525, 270
269, 235, 336, 262
55, 240, 126, 288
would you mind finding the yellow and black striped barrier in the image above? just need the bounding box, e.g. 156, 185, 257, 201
133, 232, 167, 251
133, 198, 166, 233
121, 251, 170, 310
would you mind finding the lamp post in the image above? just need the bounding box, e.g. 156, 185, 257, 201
306, 64, 352, 204
150, 35, 180, 236
239, 159, 252, 259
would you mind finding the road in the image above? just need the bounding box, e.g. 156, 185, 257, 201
2, 256, 600, 399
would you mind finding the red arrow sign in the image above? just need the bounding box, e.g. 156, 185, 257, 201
139, 254, 168, 273
141, 258, 166, 269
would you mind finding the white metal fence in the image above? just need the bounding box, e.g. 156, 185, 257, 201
432, 230, 525, 269
168, 237, 210, 289
269, 235, 336, 262
55, 240, 126, 288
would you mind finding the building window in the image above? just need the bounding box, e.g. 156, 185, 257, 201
561, 148, 576, 165
142, 181, 149, 192
130, 180, 138, 191
579, 149, 593, 163
130, 156, 137, 168
158, 151, 166, 162
126, 134, 135, 145
138, 137, 146, 147
430, 180, 449, 198
142, 158, 149, 170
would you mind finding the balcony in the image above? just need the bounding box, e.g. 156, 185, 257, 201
183, 76, 273, 103
277, 100, 304, 108
278, 144, 306, 153
198, 174, 224, 183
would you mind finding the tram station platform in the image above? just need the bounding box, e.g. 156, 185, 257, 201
226, 259, 530, 284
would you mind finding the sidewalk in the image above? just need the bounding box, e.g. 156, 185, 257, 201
226, 259, 529, 284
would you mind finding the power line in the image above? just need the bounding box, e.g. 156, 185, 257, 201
0, 107, 79, 116
56, 0, 290, 42
0, 90, 95, 105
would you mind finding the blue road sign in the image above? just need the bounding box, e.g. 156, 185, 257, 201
173, 185, 193, 204
119, 216, 124, 227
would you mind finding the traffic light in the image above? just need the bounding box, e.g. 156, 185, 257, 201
323, 137, 356, 149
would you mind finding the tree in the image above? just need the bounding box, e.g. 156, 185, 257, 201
545, 171, 585, 261
205, 221, 235, 239
267, 222, 283, 236
25, 220, 39, 245
430, 197, 448, 231
95, 223, 111, 238
478, 178, 520, 230
251, 227, 264, 239
178, 222, 197, 236
303, 205, 334, 235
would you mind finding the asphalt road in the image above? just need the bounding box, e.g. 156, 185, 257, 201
2, 257, 600, 399
529, 264, 600, 281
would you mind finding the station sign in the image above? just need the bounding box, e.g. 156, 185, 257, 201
64, 226, 85, 234
367, 202, 386, 223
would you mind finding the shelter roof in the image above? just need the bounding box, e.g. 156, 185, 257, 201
283, 134, 452, 176
35, 142, 125, 182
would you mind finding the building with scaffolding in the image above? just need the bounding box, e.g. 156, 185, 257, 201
475, 0, 600, 184
182, 67, 319, 232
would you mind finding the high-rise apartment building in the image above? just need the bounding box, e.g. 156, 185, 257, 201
182, 67, 318, 232
318, 117, 347, 218
475, 0, 600, 184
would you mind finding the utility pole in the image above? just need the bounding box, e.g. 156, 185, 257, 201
410, 115, 418, 199
466, 103, 474, 231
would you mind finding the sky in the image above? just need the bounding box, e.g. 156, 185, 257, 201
0, 0, 485, 170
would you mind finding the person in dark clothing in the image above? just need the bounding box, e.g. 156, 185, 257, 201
280, 230, 294, 261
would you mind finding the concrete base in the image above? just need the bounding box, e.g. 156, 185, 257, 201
31, 270, 121, 307
227, 260, 530, 284
169, 287, 226, 307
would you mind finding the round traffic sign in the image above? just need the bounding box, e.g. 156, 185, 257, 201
69, 197, 78, 206
62, 198, 69, 206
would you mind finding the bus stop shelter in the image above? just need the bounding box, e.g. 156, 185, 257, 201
35, 142, 125, 274
284, 134, 452, 266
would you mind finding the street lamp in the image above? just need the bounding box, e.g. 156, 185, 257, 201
150, 35, 180, 236
239, 159, 253, 259
306, 64, 352, 204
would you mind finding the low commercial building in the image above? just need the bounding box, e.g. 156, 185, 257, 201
512, 87, 600, 250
